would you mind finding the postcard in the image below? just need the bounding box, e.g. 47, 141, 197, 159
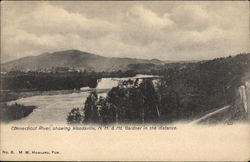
1, 1, 249, 161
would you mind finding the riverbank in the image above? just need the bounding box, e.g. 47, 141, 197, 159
1, 88, 110, 103
1, 74, 161, 124
1, 103, 37, 122
1, 89, 78, 103
0, 74, 155, 103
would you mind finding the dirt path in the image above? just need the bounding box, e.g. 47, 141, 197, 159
189, 105, 231, 124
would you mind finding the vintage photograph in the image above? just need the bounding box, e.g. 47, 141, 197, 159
1, 1, 249, 125
0, 1, 249, 160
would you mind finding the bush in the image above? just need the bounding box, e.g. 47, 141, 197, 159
0, 103, 37, 122
67, 108, 83, 124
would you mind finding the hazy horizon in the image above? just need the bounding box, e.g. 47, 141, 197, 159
1, 1, 249, 63
2, 48, 249, 64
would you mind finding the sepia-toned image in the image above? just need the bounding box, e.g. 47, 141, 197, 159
0, 0, 249, 161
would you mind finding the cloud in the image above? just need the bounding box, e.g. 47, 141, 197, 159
19, 3, 115, 39
119, 5, 174, 46
126, 4, 174, 29
1, 1, 249, 63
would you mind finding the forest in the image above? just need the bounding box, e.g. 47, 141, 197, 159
1, 70, 136, 91
67, 53, 250, 124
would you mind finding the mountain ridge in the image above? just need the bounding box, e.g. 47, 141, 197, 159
1, 49, 166, 72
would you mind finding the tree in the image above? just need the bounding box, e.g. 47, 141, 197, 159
67, 108, 83, 124
98, 96, 116, 124
83, 91, 99, 123
139, 79, 160, 122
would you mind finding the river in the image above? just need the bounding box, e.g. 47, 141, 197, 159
7, 74, 160, 124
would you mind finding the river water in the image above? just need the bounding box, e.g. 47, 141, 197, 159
8, 74, 159, 124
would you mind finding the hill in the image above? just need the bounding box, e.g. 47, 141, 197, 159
1, 50, 165, 72
74, 53, 250, 124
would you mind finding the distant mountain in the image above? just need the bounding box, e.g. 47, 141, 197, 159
1, 50, 165, 72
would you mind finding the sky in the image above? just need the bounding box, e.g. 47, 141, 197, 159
1, 1, 249, 63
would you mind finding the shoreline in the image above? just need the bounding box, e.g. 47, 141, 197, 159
1, 88, 110, 103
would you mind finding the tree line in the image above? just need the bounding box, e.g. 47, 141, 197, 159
1, 70, 136, 91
